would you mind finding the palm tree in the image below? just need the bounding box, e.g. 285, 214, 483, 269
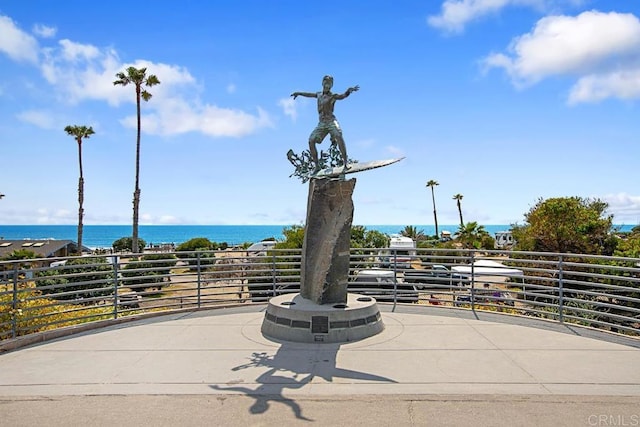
456, 221, 490, 249
113, 67, 160, 254
453, 193, 464, 227
426, 180, 439, 238
400, 225, 426, 241
64, 125, 95, 255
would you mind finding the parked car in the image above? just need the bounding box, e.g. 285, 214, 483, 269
246, 240, 277, 257
403, 264, 467, 289
349, 269, 418, 303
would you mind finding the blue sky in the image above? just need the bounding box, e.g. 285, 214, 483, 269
1, 0, 639, 227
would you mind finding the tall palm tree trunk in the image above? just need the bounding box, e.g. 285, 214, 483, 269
457, 200, 463, 227
65, 125, 94, 255
114, 66, 159, 255
77, 141, 84, 254
132, 86, 142, 254
431, 188, 439, 238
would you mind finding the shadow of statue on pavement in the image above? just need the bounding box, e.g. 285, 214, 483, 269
210, 341, 396, 421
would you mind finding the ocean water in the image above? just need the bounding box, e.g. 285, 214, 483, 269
0, 224, 635, 249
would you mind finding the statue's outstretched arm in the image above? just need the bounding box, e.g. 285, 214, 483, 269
291, 91, 317, 100
335, 85, 360, 100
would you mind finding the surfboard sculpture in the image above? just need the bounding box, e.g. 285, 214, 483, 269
313, 157, 404, 179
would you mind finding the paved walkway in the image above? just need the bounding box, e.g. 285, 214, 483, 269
1, 305, 639, 426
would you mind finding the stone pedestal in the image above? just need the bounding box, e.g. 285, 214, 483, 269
261, 176, 385, 343
300, 178, 355, 304
261, 293, 384, 343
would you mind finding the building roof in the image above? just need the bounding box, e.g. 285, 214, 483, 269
0, 240, 80, 259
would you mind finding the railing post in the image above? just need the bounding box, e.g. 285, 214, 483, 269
392, 249, 398, 304
469, 250, 476, 310
113, 258, 119, 319
558, 254, 564, 323
392, 249, 397, 271
197, 252, 202, 308
11, 263, 18, 339
271, 253, 277, 296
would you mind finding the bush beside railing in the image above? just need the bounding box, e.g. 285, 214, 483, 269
1, 248, 639, 341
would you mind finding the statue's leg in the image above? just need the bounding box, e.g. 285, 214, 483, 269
308, 137, 319, 166
309, 126, 328, 173
330, 125, 348, 168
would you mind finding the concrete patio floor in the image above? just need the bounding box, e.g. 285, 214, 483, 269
1, 304, 639, 426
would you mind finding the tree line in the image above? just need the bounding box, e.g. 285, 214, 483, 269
423, 177, 639, 257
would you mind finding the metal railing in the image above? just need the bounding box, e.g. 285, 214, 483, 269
1, 247, 639, 342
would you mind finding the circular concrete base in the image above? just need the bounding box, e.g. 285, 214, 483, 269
261, 293, 385, 343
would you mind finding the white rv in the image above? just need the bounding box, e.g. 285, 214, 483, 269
440, 230, 452, 241
494, 231, 515, 249
379, 234, 417, 268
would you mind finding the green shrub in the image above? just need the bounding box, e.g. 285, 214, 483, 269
1, 249, 37, 262
1, 250, 38, 277
176, 237, 216, 251
35, 257, 114, 301
479, 234, 496, 250
122, 254, 177, 292
112, 237, 147, 252
175, 238, 217, 270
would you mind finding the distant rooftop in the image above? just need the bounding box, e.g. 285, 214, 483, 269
0, 239, 82, 258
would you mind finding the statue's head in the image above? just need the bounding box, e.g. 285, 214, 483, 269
322, 75, 333, 90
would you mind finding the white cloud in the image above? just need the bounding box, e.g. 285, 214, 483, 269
483, 11, 640, 84
138, 213, 187, 225
278, 97, 298, 121
110, 59, 198, 106
35, 208, 74, 225
16, 109, 56, 129
601, 193, 640, 223
33, 23, 57, 38
1, 14, 273, 139
58, 39, 100, 62
39, 41, 270, 137
0, 15, 39, 63
428, 0, 545, 33
569, 70, 640, 104
156, 215, 183, 225
120, 101, 272, 138
40, 41, 135, 105
482, 11, 640, 102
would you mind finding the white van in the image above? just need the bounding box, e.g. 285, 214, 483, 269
246, 240, 276, 256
